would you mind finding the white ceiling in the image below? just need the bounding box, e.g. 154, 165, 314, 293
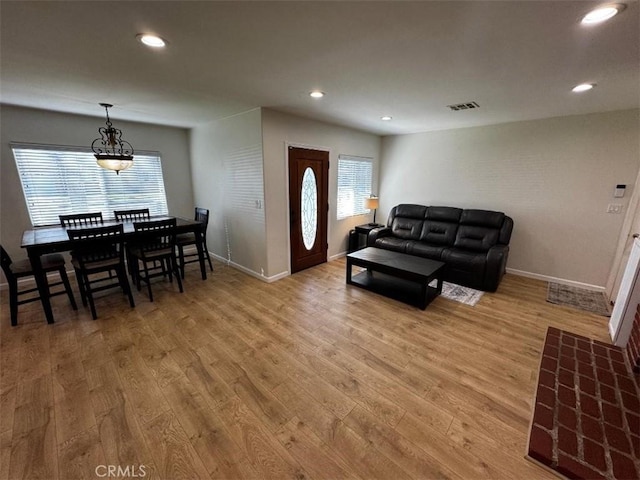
1, 1, 638, 135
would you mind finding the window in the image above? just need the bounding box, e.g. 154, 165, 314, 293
12, 144, 168, 226
337, 155, 373, 220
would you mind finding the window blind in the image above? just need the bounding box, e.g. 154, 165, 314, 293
337, 155, 373, 220
12, 144, 169, 226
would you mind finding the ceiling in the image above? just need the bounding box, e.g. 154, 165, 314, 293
1, 1, 638, 135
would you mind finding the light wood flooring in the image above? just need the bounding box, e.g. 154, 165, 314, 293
0, 259, 612, 479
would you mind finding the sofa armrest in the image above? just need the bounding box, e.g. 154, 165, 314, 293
484, 244, 510, 291
367, 227, 391, 247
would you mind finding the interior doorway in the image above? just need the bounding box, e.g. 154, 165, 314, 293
288, 146, 329, 273
607, 170, 640, 302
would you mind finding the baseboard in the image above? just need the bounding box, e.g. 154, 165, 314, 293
0, 270, 77, 291
332, 254, 605, 293
210, 253, 288, 283
506, 268, 605, 292
329, 251, 347, 261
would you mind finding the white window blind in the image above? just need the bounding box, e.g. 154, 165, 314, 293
337, 155, 373, 220
12, 144, 169, 226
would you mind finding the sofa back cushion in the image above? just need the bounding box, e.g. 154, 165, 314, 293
394, 204, 428, 219
427, 206, 462, 223
454, 209, 505, 252
419, 206, 461, 246
420, 221, 458, 246
389, 204, 427, 240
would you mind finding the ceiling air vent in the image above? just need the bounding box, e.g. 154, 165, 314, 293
447, 101, 480, 111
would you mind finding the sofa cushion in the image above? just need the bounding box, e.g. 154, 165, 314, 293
395, 204, 428, 219
374, 237, 409, 253
391, 217, 423, 240
406, 241, 446, 260
454, 225, 499, 252
420, 220, 458, 246
427, 206, 462, 223
460, 209, 505, 228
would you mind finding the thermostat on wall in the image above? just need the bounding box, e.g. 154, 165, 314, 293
614, 184, 626, 198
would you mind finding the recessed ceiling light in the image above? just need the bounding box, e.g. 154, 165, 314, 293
136, 34, 167, 48
581, 4, 625, 24
309, 91, 324, 98
572, 83, 596, 92
381, 116, 392, 121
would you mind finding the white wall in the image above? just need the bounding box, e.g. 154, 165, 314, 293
0, 104, 192, 262
380, 109, 640, 287
261, 109, 381, 277
190, 109, 268, 278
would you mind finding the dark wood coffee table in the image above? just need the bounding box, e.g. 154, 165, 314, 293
346, 247, 445, 309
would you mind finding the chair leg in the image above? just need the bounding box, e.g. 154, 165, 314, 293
8, 280, 18, 326
134, 259, 142, 291
162, 259, 169, 280
59, 267, 78, 310
167, 258, 173, 283
83, 275, 98, 320
177, 245, 186, 279
143, 262, 153, 302
203, 241, 213, 272
75, 268, 88, 306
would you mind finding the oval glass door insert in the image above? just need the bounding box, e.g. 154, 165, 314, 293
301, 167, 318, 250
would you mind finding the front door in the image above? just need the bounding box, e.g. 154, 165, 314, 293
288, 146, 329, 273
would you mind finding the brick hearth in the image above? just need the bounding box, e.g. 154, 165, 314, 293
528, 325, 640, 479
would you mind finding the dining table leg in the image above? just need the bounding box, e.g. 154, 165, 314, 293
27, 248, 55, 324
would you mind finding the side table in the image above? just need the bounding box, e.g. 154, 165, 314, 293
348, 223, 384, 253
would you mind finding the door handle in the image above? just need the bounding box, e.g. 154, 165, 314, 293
633, 233, 639, 238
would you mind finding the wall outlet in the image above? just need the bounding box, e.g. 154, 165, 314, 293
607, 203, 623, 214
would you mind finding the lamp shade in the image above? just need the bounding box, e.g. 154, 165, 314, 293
96, 156, 134, 173
364, 197, 379, 210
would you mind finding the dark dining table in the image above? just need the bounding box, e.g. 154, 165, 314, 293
21, 215, 207, 324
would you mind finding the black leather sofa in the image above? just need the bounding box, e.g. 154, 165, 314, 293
368, 204, 513, 291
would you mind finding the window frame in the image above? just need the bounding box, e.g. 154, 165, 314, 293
336, 154, 374, 220
12, 143, 169, 227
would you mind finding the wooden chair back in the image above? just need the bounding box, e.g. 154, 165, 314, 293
59, 212, 104, 227
114, 208, 150, 222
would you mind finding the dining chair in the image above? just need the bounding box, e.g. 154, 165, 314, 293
59, 212, 104, 227
114, 208, 151, 276
114, 208, 150, 222
1, 245, 77, 326
129, 218, 183, 301
67, 224, 135, 320
176, 207, 213, 279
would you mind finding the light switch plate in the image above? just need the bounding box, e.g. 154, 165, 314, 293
607, 204, 623, 214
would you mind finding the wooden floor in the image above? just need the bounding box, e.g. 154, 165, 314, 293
0, 259, 612, 480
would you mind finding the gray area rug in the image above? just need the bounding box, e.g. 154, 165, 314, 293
546, 282, 611, 316
430, 281, 484, 306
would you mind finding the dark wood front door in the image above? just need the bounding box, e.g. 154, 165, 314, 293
288, 146, 329, 273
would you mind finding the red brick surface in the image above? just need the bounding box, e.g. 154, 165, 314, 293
625, 306, 640, 373
528, 327, 640, 480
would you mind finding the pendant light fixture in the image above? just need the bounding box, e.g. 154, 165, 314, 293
91, 103, 134, 174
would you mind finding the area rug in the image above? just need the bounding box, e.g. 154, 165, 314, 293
430, 281, 483, 306
547, 282, 611, 316
526, 327, 640, 480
